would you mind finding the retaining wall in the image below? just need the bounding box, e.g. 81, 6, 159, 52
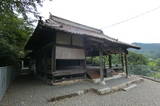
0, 66, 16, 101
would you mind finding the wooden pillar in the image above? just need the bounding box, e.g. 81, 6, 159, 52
124, 53, 128, 78
104, 56, 107, 77
83, 59, 86, 69
91, 56, 94, 65
121, 53, 124, 72
103, 57, 106, 69
108, 55, 112, 68
99, 48, 104, 81
51, 47, 54, 72
83, 48, 87, 78
84, 56, 87, 78
51, 46, 56, 77
43, 52, 47, 74
51, 31, 56, 73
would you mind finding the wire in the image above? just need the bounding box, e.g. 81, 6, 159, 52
101, 5, 160, 29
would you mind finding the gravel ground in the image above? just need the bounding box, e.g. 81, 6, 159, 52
0, 75, 160, 106
54, 79, 160, 106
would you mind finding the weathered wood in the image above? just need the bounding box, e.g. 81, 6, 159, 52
51, 31, 56, 74
40, 42, 54, 51
87, 37, 104, 43
53, 69, 86, 76
83, 58, 87, 69
56, 44, 84, 49
91, 56, 94, 65
56, 31, 71, 45
108, 55, 112, 68
43, 52, 47, 73
124, 53, 128, 78
99, 48, 104, 81
56, 32, 84, 47
72, 35, 84, 47
121, 53, 124, 72
56, 46, 85, 59
51, 47, 54, 72
103, 56, 107, 77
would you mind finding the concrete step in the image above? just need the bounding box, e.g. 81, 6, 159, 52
122, 84, 137, 91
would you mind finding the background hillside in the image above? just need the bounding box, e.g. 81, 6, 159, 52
130, 43, 160, 59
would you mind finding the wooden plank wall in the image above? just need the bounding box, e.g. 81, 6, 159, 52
56, 46, 85, 59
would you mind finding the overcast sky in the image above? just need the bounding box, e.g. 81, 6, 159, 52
37, 0, 160, 43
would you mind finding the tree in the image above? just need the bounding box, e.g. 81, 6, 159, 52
0, 0, 44, 66
0, 14, 33, 66
126, 51, 150, 76
128, 51, 148, 65
0, 0, 43, 21
155, 58, 160, 66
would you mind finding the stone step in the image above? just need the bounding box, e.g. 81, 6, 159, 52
123, 84, 137, 91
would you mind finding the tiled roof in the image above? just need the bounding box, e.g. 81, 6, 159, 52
40, 15, 140, 49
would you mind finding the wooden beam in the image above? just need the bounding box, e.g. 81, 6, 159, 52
99, 48, 104, 81
88, 37, 104, 43
108, 55, 112, 68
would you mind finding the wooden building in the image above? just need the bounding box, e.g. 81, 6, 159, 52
25, 15, 140, 82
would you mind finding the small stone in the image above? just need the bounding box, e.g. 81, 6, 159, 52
77, 90, 84, 95
99, 81, 106, 85
21, 101, 25, 104
98, 87, 111, 95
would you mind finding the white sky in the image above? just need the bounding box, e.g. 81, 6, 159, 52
37, 0, 160, 43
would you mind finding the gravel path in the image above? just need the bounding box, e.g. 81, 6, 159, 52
54, 79, 160, 106
1, 75, 160, 106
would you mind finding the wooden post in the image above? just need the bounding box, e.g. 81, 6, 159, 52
51, 31, 56, 73
83, 48, 88, 78
124, 53, 128, 78
84, 57, 87, 78
91, 56, 94, 65
51, 47, 54, 72
83, 59, 86, 69
108, 55, 112, 68
103, 56, 106, 70
99, 48, 104, 81
104, 56, 107, 77
51, 46, 56, 81
121, 53, 124, 72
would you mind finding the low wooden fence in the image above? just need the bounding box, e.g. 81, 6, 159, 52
0, 66, 16, 101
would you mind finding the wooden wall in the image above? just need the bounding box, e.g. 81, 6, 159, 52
56, 32, 84, 47
35, 31, 86, 75
56, 46, 85, 59
35, 47, 52, 74
56, 32, 71, 45
55, 31, 85, 60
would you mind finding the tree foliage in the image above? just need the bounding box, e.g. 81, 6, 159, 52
148, 58, 160, 72
0, 14, 33, 66
0, 0, 43, 21
128, 51, 148, 65
0, 0, 45, 66
128, 65, 151, 76
87, 52, 148, 65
